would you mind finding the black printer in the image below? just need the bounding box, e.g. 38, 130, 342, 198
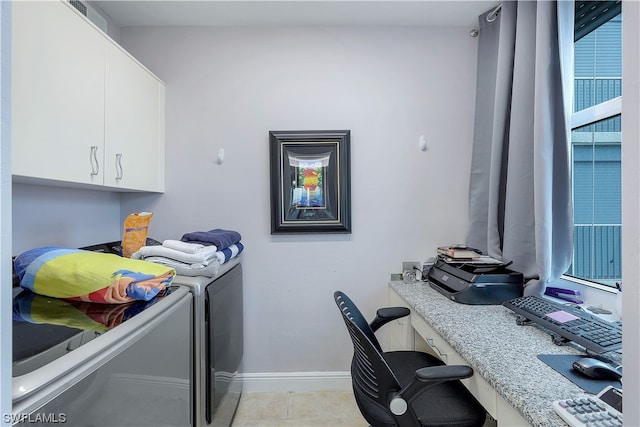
427, 258, 523, 305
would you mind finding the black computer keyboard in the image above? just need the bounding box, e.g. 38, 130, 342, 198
503, 295, 622, 354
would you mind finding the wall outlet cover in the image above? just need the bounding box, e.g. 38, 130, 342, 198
402, 261, 421, 271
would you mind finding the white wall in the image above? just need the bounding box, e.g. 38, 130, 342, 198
12, 184, 121, 254
118, 26, 478, 373
622, 2, 640, 424
1, 0, 12, 420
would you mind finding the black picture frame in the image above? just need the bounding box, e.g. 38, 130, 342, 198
269, 130, 351, 234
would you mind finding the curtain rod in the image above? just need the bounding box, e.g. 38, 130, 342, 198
487, 3, 502, 22
470, 3, 502, 37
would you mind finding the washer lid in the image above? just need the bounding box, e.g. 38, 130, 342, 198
12, 286, 179, 377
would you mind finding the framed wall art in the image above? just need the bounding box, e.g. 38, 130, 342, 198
269, 130, 351, 234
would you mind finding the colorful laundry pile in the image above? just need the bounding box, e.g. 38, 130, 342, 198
132, 229, 243, 277
13, 246, 175, 304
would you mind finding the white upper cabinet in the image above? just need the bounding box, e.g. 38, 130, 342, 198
104, 42, 165, 192
12, 0, 106, 186
12, 0, 165, 192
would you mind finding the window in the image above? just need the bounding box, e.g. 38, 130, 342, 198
566, 2, 622, 287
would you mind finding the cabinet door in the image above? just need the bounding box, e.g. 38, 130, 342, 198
388, 289, 415, 351
12, 1, 106, 185
104, 42, 165, 192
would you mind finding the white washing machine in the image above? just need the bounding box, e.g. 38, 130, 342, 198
172, 259, 243, 427
11, 284, 193, 426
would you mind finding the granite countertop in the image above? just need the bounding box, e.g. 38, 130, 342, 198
390, 281, 591, 427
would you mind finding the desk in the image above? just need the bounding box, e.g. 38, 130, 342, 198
389, 281, 590, 427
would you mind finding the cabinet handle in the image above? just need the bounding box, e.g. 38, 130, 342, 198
115, 153, 123, 180
90, 146, 100, 176
426, 337, 448, 363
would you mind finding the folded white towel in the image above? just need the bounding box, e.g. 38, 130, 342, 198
162, 239, 217, 254
132, 245, 217, 266
142, 256, 221, 278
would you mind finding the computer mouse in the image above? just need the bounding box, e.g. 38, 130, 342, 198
572, 357, 622, 380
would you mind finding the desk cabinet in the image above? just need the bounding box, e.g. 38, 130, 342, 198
410, 311, 500, 421
12, 0, 165, 192
388, 287, 415, 351
389, 287, 529, 427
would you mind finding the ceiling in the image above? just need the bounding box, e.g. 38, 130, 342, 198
89, 1, 499, 28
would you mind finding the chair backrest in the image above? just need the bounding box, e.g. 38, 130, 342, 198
334, 291, 402, 416
334, 291, 384, 352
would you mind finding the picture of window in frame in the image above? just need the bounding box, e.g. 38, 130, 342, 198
269, 130, 351, 234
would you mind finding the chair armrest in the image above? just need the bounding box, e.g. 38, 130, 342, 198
415, 365, 474, 382
369, 307, 410, 332
395, 365, 474, 404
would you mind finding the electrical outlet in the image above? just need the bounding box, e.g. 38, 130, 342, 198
402, 261, 422, 282
402, 261, 421, 272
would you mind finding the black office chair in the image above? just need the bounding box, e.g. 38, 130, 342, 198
334, 291, 486, 427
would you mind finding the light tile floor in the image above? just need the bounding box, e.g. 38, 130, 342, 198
231, 391, 369, 427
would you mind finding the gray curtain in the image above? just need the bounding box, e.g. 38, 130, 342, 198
466, 1, 575, 296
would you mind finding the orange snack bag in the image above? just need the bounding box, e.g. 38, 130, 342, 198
122, 212, 153, 258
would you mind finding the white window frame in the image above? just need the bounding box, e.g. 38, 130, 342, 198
571, 97, 621, 130
563, 96, 622, 292
561, 0, 623, 292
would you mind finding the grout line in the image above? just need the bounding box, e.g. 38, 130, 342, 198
285, 391, 293, 419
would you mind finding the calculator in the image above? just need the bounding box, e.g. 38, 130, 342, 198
553, 386, 622, 427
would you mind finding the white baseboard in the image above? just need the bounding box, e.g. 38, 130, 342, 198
238, 371, 352, 393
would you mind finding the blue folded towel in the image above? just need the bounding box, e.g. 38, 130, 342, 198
180, 229, 242, 249
215, 242, 244, 264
